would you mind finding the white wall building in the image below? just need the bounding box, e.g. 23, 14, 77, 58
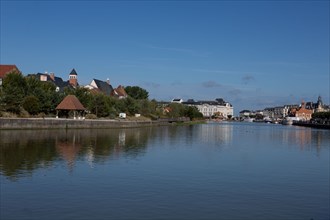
183, 98, 234, 118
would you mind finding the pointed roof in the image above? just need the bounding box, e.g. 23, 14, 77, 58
92, 79, 113, 96
69, 68, 77, 75
56, 95, 86, 110
0, 65, 19, 78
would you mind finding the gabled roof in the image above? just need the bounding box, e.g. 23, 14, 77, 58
0, 65, 19, 78
92, 79, 113, 96
69, 68, 77, 75
111, 85, 127, 97
56, 95, 86, 110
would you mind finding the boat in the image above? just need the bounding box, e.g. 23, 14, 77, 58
282, 117, 293, 125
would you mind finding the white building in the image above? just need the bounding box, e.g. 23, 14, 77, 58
183, 98, 234, 118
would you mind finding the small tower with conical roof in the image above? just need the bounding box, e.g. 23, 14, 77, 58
69, 68, 78, 87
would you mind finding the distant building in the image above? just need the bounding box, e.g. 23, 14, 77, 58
171, 98, 183, 103
239, 110, 252, 118
289, 101, 313, 121
183, 98, 233, 118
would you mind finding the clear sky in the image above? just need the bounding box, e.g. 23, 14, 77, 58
1, 0, 329, 114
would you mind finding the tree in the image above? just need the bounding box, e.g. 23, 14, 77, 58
89, 93, 110, 117
125, 86, 149, 100
184, 106, 203, 120
166, 103, 185, 118
2, 71, 27, 114
23, 95, 40, 115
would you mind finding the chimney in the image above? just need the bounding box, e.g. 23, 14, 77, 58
106, 78, 110, 85
50, 72, 55, 81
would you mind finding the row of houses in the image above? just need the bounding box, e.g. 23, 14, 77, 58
0, 65, 128, 99
239, 96, 329, 121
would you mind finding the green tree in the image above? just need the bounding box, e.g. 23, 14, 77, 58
166, 103, 185, 118
90, 93, 110, 117
312, 112, 330, 119
184, 106, 203, 120
124, 97, 139, 115
69, 87, 92, 109
22, 95, 40, 115
2, 71, 27, 114
125, 86, 149, 100
38, 82, 60, 114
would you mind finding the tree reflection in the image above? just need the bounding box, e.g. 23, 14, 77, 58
0, 128, 152, 179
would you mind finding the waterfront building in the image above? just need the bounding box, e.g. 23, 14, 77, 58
183, 98, 233, 118
289, 101, 313, 121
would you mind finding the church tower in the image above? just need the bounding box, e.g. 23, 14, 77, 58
69, 68, 78, 87
316, 95, 324, 112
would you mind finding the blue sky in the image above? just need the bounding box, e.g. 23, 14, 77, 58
1, 0, 329, 114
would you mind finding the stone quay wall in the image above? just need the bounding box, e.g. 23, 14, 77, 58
0, 118, 170, 130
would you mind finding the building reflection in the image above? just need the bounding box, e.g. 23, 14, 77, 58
197, 123, 233, 147
55, 133, 82, 171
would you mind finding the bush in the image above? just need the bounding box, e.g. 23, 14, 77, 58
23, 95, 40, 115
85, 114, 97, 119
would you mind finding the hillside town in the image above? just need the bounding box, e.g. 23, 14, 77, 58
0, 64, 329, 126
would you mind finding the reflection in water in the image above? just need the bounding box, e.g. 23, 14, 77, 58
0, 124, 329, 179
1, 123, 329, 220
197, 122, 233, 147
0, 128, 152, 178
55, 133, 82, 171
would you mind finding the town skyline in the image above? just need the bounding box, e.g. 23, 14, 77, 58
1, 1, 329, 113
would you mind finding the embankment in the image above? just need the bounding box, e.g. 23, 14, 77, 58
0, 118, 171, 130
292, 121, 330, 129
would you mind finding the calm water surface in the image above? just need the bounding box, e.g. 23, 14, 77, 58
0, 123, 329, 220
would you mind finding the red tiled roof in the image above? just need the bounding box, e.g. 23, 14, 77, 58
56, 95, 86, 110
0, 65, 19, 78
111, 85, 128, 97
115, 85, 128, 97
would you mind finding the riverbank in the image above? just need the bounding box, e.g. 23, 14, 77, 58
0, 118, 188, 130
292, 121, 330, 129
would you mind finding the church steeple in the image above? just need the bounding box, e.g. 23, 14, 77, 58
317, 95, 323, 109
69, 68, 78, 87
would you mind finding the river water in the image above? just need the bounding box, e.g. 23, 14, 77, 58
0, 122, 329, 220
